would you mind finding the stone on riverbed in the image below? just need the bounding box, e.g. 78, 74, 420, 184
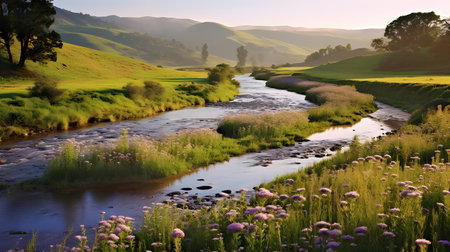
196, 185, 213, 190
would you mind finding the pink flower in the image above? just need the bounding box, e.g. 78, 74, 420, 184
109, 234, 120, 241
416, 239, 431, 245
257, 188, 274, 197
344, 191, 360, 198
171, 228, 185, 238
125, 235, 135, 241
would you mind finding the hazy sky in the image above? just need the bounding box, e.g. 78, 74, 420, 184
53, 0, 450, 29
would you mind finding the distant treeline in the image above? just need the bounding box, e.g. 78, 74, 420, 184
305, 44, 352, 63
371, 12, 450, 71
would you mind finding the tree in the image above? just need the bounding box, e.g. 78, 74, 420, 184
13, 0, 62, 67
0, 0, 15, 64
201, 43, 208, 65
346, 43, 352, 51
236, 45, 248, 67
384, 12, 443, 51
371, 38, 388, 51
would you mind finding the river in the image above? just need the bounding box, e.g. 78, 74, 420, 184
0, 75, 410, 250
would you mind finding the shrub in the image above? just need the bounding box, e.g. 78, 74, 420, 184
29, 78, 65, 103
123, 80, 165, 100
207, 64, 235, 85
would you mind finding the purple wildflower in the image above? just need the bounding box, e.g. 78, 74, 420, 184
342, 235, 354, 240
314, 221, 331, 228
344, 191, 360, 198
438, 240, 450, 246
355, 226, 368, 233
327, 241, 341, 248
171, 228, 185, 238
377, 223, 388, 228
383, 232, 396, 238
319, 188, 332, 194
227, 223, 244, 233
279, 194, 289, 200
291, 195, 306, 201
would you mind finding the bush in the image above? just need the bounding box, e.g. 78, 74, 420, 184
123, 80, 165, 100
29, 78, 65, 103
207, 64, 235, 85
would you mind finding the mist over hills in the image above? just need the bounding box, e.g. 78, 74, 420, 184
53, 7, 382, 66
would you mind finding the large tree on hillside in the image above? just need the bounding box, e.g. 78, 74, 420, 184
236, 45, 248, 67
384, 12, 443, 50
0, 0, 15, 64
13, 0, 62, 67
201, 43, 208, 65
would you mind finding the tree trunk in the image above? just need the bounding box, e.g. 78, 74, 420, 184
5, 39, 13, 64
18, 38, 28, 67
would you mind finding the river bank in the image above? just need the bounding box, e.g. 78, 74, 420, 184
0, 75, 411, 250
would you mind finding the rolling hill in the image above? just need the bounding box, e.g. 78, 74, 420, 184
53, 7, 383, 67
170, 22, 310, 65
237, 28, 383, 53
53, 8, 232, 66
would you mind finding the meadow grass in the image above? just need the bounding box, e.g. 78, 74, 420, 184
267, 77, 377, 125
56, 107, 449, 251
0, 43, 240, 140
252, 54, 450, 119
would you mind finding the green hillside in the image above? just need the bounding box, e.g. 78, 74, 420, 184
0, 42, 208, 93
0, 42, 240, 139
299, 54, 450, 85
172, 22, 310, 65
53, 9, 233, 67
100, 15, 199, 39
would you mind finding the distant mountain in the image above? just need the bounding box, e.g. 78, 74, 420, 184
170, 22, 310, 65
53, 7, 383, 66
54, 7, 119, 28
100, 15, 199, 39
237, 28, 383, 52
53, 8, 232, 66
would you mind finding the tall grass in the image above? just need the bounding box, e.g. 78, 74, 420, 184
218, 110, 326, 149
63, 108, 449, 251
46, 129, 244, 188
267, 76, 377, 125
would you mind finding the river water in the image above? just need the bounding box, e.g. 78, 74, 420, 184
0, 75, 410, 250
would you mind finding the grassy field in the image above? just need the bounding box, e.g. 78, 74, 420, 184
57, 106, 449, 252
252, 54, 450, 118
0, 43, 240, 140
261, 54, 450, 85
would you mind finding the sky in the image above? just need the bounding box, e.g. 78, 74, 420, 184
53, 0, 450, 29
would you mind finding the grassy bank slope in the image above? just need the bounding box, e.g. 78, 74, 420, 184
0, 43, 239, 140
252, 54, 450, 116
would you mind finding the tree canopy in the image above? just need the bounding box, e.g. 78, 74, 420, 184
201, 43, 208, 65
0, 0, 62, 67
236, 45, 248, 67
383, 12, 443, 51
